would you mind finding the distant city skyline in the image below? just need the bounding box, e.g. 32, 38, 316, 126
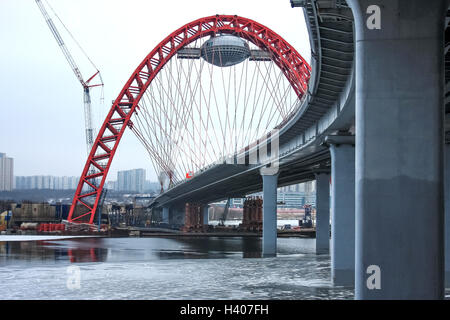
117, 168, 145, 193
14, 175, 80, 190
13, 172, 161, 193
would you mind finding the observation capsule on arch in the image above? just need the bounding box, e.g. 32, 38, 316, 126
201, 34, 251, 67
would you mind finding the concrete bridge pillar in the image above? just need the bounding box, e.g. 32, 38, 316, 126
203, 205, 209, 226
260, 169, 279, 257
315, 172, 330, 255
446, 143, 450, 287
348, 0, 447, 299
162, 207, 169, 224
325, 135, 355, 286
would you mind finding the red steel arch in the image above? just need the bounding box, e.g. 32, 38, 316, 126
68, 14, 311, 224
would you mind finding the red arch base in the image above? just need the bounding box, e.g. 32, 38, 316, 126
68, 14, 311, 223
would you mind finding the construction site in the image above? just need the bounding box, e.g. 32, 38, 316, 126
0, 198, 316, 238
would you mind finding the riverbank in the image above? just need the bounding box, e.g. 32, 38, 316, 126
0, 227, 316, 240
0, 235, 102, 241
115, 226, 315, 238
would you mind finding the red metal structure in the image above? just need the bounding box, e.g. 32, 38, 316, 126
68, 15, 311, 224
240, 196, 263, 231
182, 203, 204, 232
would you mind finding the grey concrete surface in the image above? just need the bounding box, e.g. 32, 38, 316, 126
315, 172, 330, 255
446, 143, 450, 286
348, 0, 447, 299
261, 171, 279, 257
329, 139, 355, 286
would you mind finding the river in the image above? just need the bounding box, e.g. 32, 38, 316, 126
0, 234, 357, 300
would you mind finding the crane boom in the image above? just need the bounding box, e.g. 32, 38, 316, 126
35, 0, 85, 86
35, 0, 102, 155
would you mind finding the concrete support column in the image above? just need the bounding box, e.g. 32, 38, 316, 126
326, 135, 355, 286
446, 143, 450, 287
261, 170, 279, 257
348, 0, 447, 299
162, 207, 169, 224
315, 172, 330, 254
203, 205, 209, 225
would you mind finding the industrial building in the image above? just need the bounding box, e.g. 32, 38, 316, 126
216, 181, 317, 209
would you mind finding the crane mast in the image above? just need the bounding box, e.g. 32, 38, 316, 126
83, 86, 94, 153
35, 0, 103, 156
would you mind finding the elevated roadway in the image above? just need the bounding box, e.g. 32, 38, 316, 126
151, 0, 450, 299
152, 0, 356, 209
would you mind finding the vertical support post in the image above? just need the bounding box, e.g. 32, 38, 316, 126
184, 203, 191, 231
326, 135, 355, 286
243, 198, 248, 228
197, 203, 203, 227
162, 206, 169, 224
261, 170, 279, 257
348, 0, 446, 299
446, 143, 450, 286
315, 172, 330, 254
257, 197, 263, 230
203, 205, 209, 226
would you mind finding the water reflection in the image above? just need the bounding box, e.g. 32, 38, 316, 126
0, 239, 108, 264
242, 237, 262, 258
153, 237, 263, 259
163, 237, 261, 258
0, 236, 286, 264
67, 247, 107, 263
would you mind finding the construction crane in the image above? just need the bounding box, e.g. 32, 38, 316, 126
219, 198, 231, 226
35, 0, 103, 156
96, 188, 108, 230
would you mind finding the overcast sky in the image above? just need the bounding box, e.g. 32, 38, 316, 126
0, 0, 310, 181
